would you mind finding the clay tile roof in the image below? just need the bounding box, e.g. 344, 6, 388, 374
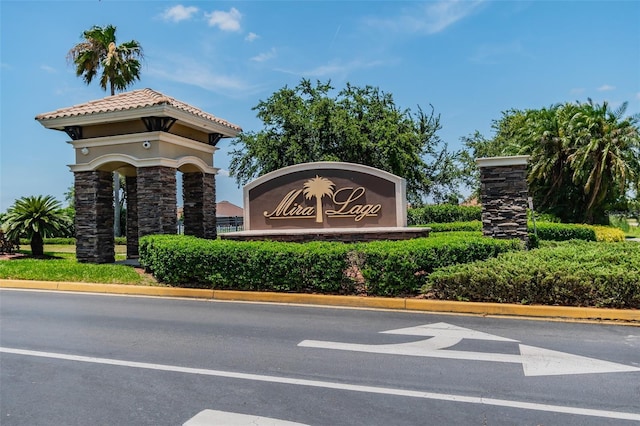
35, 88, 242, 132
216, 200, 244, 217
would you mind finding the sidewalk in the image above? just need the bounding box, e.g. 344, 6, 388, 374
2, 279, 638, 324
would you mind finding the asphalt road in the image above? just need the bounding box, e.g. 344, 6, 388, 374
1, 289, 639, 425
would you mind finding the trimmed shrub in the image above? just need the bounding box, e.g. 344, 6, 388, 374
140, 235, 353, 293
139, 233, 521, 296
417, 220, 623, 244
357, 233, 521, 296
408, 205, 481, 225
417, 221, 482, 233
423, 241, 640, 308
532, 222, 596, 242
531, 223, 625, 242
590, 226, 625, 242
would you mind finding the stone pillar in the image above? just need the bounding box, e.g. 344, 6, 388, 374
183, 172, 217, 239
74, 170, 115, 263
476, 156, 530, 244
125, 176, 138, 258
137, 166, 177, 238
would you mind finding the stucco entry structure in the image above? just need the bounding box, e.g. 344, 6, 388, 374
36, 88, 241, 263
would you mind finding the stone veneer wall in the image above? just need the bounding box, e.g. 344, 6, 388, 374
137, 166, 177, 238
477, 157, 529, 244
74, 170, 115, 263
126, 176, 138, 258
183, 172, 217, 239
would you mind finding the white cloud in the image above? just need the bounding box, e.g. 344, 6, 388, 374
570, 88, 585, 96
205, 8, 242, 31
636, 92, 640, 100
161, 5, 199, 23
422, 0, 486, 33
597, 84, 616, 92
245, 32, 259, 42
278, 59, 384, 79
217, 169, 230, 177
148, 55, 261, 97
40, 65, 56, 73
251, 48, 277, 63
365, 0, 485, 35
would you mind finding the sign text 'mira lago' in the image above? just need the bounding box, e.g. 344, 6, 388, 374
263, 186, 383, 222
242, 162, 408, 230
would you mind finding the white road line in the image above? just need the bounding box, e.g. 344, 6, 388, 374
2, 346, 639, 422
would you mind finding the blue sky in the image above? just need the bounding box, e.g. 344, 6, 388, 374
1, 0, 639, 211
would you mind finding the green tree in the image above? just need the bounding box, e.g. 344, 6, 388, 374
67, 24, 143, 236
463, 100, 640, 223
2, 196, 72, 256
566, 100, 640, 222
67, 24, 143, 96
229, 79, 461, 204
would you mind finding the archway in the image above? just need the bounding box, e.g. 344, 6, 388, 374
36, 89, 241, 263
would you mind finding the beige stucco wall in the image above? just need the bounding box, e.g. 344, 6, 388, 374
70, 131, 217, 175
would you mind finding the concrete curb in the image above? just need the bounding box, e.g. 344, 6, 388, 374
2, 279, 638, 323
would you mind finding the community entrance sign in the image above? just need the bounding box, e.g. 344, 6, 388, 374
243, 162, 407, 230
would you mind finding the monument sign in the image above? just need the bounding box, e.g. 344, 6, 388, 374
244, 162, 407, 230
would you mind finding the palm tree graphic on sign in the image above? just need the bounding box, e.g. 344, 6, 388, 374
303, 176, 335, 223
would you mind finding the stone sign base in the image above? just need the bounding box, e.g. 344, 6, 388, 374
219, 227, 430, 243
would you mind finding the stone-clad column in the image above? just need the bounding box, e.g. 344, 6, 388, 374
202, 172, 217, 239
74, 170, 115, 263
125, 176, 138, 258
137, 166, 177, 238
183, 172, 217, 239
476, 156, 530, 244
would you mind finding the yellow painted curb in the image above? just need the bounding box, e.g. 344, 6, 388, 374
405, 299, 640, 322
1, 280, 59, 290
213, 290, 407, 310
0, 280, 214, 299
1, 279, 638, 323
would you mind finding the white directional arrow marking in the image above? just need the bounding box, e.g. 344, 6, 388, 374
298, 323, 640, 377
519, 345, 640, 377
381, 322, 517, 342
183, 409, 308, 426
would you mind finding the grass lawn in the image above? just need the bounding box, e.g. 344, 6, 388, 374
0, 245, 160, 286
626, 219, 640, 238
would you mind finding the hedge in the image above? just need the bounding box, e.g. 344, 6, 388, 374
533, 222, 596, 242
423, 241, 640, 308
407, 205, 481, 225
418, 221, 482, 233
355, 233, 522, 296
139, 233, 522, 296
590, 226, 626, 242
415, 221, 625, 243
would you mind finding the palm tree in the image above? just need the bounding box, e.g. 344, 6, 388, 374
303, 176, 335, 223
2, 196, 72, 257
67, 24, 143, 96
67, 25, 143, 236
567, 100, 640, 223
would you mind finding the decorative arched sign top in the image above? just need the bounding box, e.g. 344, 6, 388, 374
243, 162, 407, 230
